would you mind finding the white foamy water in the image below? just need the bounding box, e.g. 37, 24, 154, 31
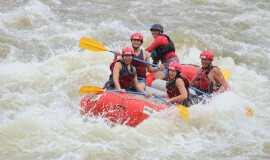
0, 0, 270, 159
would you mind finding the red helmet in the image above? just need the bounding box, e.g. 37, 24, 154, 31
121, 47, 134, 56
168, 61, 181, 72
200, 50, 213, 60
130, 32, 143, 42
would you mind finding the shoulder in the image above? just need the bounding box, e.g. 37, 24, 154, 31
114, 61, 122, 68
156, 35, 167, 40
210, 66, 223, 76
175, 77, 185, 86
210, 66, 221, 73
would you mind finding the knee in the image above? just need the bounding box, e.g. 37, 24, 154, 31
155, 72, 165, 80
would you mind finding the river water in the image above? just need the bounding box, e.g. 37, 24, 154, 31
0, 0, 269, 159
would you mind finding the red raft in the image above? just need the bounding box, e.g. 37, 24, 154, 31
80, 64, 230, 127
80, 91, 164, 127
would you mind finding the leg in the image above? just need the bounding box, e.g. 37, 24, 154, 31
154, 68, 168, 80
137, 77, 146, 90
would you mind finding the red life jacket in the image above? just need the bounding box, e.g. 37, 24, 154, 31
194, 66, 218, 94
166, 74, 192, 107
132, 49, 146, 78
106, 60, 136, 91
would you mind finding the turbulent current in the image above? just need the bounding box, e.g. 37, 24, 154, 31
0, 0, 269, 159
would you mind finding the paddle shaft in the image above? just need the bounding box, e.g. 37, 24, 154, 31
189, 86, 211, 96
109, 50, 159, 67
154, 94, 174, 106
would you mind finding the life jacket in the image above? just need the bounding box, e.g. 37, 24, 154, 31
194, 66, 220, 94
166, 74, 193, 107
132, 49, 146, 78
150, 34, 175, 62
104, 60, 136, 91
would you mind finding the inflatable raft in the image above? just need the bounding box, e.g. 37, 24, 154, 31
80, 91, 164, 127
80, 64, 230, 127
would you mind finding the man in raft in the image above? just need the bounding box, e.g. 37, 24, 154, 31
153, 62, 193, 107
113, 32, 164, 90
145, 23, 180, 80
190, 50, 227, 96
103, 47, 145, 93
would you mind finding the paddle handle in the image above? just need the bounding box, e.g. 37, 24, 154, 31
133, 58, 159, 67
109, 50, 159, 67
189, 86, 211, 97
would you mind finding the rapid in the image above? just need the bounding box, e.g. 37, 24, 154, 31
0, 0, 269, 159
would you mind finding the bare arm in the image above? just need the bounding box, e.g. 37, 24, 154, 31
144, 51, 164, 72
144, 51, 157, 72
112, 62, 122, 90
213, 68, 226, 93
159, 93, 169, 98
113, 51, 122, 62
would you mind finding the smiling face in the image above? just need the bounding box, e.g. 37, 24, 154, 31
168, 69, 178, 79
201, 58, 213, 68
122, 54, 133, 65
151, 29, 161, 38
131, 39, 142, 49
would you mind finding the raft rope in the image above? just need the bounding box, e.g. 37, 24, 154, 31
106, 91, 160, 111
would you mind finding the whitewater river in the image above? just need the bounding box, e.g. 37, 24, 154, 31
0, 0, 269, 159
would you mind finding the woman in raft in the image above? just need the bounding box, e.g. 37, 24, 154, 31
154, 61, 193, 107
103, 47, 145, 94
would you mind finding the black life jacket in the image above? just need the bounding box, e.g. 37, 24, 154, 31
103, 60, 136, 91
150, 34, 175, 61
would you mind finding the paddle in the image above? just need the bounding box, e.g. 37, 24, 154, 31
79, 37, 159, 68
78, 85, 188, 120
221, 69, 230, 82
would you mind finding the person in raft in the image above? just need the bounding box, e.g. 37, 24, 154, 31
145, 23, 180, 80
153, 61, 193, 108
190, 50, 227, 97
103, 47, 145, 94
112, 32, 164, 90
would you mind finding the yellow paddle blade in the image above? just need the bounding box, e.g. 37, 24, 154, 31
79, 37, 110, 52
78, 85, 105, 94
245, 106, 253, 117
175, 105, 189, 120
221, 69, 231, 82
